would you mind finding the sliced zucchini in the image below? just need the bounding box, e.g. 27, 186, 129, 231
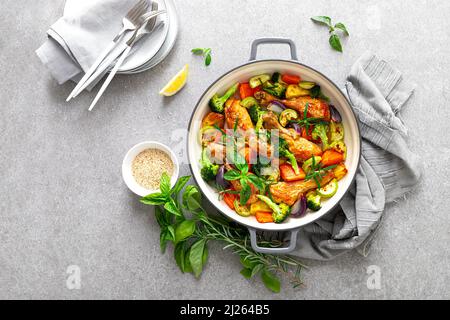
240, 97, 258, 109
234, 200, 251, 217
285, 84, 310, 99
298, 81, 316, 90
302, 156, 322, 173
249, 74, 271, 88
329, 140, 347, 159
330, 122, 345, 142
279, 109, 298, 127
317, 179, 338, 198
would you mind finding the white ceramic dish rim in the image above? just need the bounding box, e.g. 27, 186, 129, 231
122, 141, 179, 197
187, 59, 361, 233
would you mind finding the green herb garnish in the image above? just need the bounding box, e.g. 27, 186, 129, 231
140, 173, 306, 292
304, 156, 337, 189
191, 47, 212, 66
311, 16, 349, 52
291, 103, 328, 127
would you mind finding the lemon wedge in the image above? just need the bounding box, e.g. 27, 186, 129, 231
159, 64, 189, 96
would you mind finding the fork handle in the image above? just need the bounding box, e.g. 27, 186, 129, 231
66, 38, 125, 101
88, 46, 132, 111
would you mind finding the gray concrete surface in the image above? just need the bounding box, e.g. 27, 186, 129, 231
1, 0, 449, 299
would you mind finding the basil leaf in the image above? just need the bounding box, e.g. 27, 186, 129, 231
240, 268, 252, 279
164, 198, 181, 216
334, 22, 349, 36
261, 269, 281, 293
140, 192, 167, 205
154, 206, 166, 228
184, 246, 193, 273
251, 264, 264, 278
311, 16, 331, 26
171, 176, 190, 195
182, 185, 202, 211
223, 170, 241, 181
202, 244, 209, 266
329, 34, 343, 52
191, 48, 204, 55
239, 179, 252, 205
175, 220, 196, 243
247, 174, 264, 192
240, 256, 257, 270
174, 242, 186, 272
160, 226, 175, 253
189, 239, 207, 278
160, 172, 171, 195
205, 53, 212, 66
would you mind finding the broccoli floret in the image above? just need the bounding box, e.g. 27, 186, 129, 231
306, 192, 322, 211
256, 195, 291, 223
200, 148, 219, 181
278, 138, 300, 174
209, 83, 239, 113
312, 123, 329, 149
262, 81, 286, 98
248, 104, 266, 132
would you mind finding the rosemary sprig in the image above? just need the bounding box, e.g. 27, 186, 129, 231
291, 103, 328, 128
304, 155, 336, 189
140, 173, 306, 293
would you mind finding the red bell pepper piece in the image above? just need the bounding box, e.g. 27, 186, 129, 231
281, 74, 301, 84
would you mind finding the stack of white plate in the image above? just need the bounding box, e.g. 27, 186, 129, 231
117, 0, 178, 74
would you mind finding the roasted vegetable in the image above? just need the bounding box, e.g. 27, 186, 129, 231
223, 192, 237, 210
271, 72, 283, 83
298, 81, 316, 90
239, 83, 254, 99
250, 200, 272, 215
317, 179, 338, 198
256, 195, 291, 223
200, 148, 219, 181
285, 84, 310, 99
240, 97, 258, 109
255, 211, 274, 223
279, 163, 306, 182
312, 123, 329, 149
209, 83, 239, 113
200, 126, 222, 146
329, 121, 344, 141
234, 200, 251, 217
262, 81, 286, 98
329, 105, 342, 122
249, 74, 271, 88
281, 74, 301, 84
202, 112, 225, 128
290, 195, 307, 217
329, 140, 347, 158
306, 192, 322, 211
279, 109, 298, 127
302, 156, 322, 173
333, 163, 348, 180
321, 149, 344, 167
248, 103, 266, 132
279, 138, 300, 175
253, 157, 280, 182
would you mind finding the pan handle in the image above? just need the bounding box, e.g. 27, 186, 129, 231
248, 228, 299, 254
249, 38, 298, 61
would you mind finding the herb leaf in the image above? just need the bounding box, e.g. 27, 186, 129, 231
140, 192, 167, 205
175, 220, 196, 243
189, 239, 207, 278
191, 48, 204, 55
160, 172, 171, 195
224, 170, 241, 181
311, 16, 332, 26
171, 176, 190, 195
239, 179, 252, 205
329, 34, 343, 52
164, 198, 181, 216
261, 269, 281, 293
240, 268, 252, 279
174, 242, 186, 272
334, 22, 349, 36
182, 185, 202, 211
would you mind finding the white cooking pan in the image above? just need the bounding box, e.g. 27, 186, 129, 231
187, 38, 361, 254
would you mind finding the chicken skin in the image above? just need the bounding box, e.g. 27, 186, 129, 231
262, 112, 322, 161
269, 172, 334, 205
224, 99, 254, 131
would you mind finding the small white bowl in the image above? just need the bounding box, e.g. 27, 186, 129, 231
122, 141, 179, 197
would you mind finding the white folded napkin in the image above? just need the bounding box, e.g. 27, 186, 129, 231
36, 0, 143, 85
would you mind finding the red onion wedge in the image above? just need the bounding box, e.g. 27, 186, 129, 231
291, 195, 307, 217
329, 105, 342, 123
215, 165, 229, 188
267, 101, 286, 114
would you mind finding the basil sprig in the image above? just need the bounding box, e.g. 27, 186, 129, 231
140, 173, 306, 292
311, 16, 349, 52
191, 47, 212, 66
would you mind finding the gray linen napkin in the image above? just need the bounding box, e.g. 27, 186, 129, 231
288, 52, 422, 260
35, 0, 138, 85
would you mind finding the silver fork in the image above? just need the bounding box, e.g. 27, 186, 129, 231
88, 10, 166, 111
66, 0, 149, 101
